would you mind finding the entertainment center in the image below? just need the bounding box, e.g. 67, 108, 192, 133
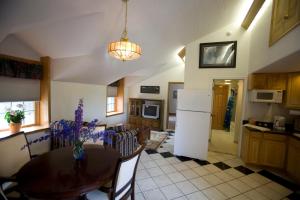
128, 98, 164, 131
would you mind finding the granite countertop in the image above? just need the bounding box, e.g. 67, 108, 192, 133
244, 125, 300, 141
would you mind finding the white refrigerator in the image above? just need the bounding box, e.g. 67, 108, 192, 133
174, 89, 212, 160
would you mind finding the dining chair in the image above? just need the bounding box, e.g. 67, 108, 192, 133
0, 132, 32, 199
0, 188, 8, 200
87, 144, 145, 200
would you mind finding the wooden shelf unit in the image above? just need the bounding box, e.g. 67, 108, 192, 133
128, 98, 164, 131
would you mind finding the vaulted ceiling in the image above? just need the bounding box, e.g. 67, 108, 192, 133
0, 0, 248, 85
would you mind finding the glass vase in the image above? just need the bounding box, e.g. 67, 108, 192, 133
73, 143, 85, 160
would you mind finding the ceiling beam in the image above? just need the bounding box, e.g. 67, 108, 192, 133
178, 47, 185, 61
241, 0, 265, 29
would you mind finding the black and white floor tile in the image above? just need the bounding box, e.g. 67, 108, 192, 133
135, 135, 299, 200
89, 134, 300, 200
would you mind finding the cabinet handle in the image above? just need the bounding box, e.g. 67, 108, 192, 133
284, 0, 291, 20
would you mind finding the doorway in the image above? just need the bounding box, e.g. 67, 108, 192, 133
166, 82, 184, 130
209, 79, 244, 155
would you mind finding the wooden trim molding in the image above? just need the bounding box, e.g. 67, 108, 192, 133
166, 82, 184, 129
117, 78, 124, 113
178, 48, 185, 61
0, 54, 41, 65
241, 0, 265, 29
40, 56, 51, 126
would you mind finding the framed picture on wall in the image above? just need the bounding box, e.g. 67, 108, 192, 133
199, 41, 237, 68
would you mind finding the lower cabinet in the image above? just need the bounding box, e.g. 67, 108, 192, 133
247, 133, 262, 164
286, 137, 300, 184
242, 129, 287, 169
260, 134, 287, 169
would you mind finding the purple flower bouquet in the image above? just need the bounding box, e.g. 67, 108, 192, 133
24, 99, 117, 160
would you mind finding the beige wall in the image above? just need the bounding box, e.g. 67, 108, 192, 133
128, 65, 185, 129
248, 0, 300, 73
185, 23, 250, 90
51, 81, 128, 126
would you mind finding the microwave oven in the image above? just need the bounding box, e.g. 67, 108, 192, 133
250, 89, 283, 103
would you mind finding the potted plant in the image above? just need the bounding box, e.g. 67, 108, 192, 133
4, 104, 25, 133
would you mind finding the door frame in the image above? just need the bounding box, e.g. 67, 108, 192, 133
211, 77, 247, 156
166, 82, 184, 130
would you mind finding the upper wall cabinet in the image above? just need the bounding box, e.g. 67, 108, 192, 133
286, 72, 300, 109
269, 0, 300, 46
248, 73, 287, 90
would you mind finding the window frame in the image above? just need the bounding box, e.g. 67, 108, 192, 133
106, 78, 124, 117
106, 97, 117, 113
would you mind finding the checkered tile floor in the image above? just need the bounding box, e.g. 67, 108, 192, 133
89, 134, 300, 200
137, 133, 300, 200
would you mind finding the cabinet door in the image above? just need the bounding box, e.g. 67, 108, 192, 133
141, 119, 151, 127
270, 0, 289, 45
267, 74, 287, 90
286, 138, 300, 183
261, 135, 287, 168
248, 74, 267, 90
151, 120, 160, 129
247, 133, 263, 164
286, 73, 300, 108
241, 128, 250, 161
284, 0, 300, 32
270, 0, 300, 45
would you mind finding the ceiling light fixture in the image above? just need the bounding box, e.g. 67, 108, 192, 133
108, 0, 141, 61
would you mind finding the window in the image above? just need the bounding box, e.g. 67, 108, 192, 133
0, 101, 37, 130
106, 78, 124, 116
107, 97, 116, 113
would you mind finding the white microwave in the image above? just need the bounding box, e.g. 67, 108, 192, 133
250, 90, 283, 103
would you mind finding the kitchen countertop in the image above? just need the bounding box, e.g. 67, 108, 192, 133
244, 126, 300, 141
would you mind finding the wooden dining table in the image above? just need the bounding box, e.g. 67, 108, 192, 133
17, 145, 120, 200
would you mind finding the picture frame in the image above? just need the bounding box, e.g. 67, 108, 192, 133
140, 86, 160, 94
199, 41, 237, 68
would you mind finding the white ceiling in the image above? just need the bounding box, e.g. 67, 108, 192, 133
0, 0, 248, 85
257, 50, 300, 73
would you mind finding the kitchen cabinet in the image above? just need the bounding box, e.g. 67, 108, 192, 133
242, 128, 263, 165
269, 0, 300, 46
260, 133, 287, 168
248, 73, 287, 90
286, 137, 300, 184
286, 72, 300, 109
241, 128, 287, 169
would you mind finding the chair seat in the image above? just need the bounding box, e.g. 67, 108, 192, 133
2, 181, 17, 191
2, 181, 21, 199
86, 190, 108, 200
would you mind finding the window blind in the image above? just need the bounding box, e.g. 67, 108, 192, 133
107, 86, 118, 97
0, 76, 40, 102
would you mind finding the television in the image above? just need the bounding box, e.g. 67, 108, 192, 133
142, 104, 160, 119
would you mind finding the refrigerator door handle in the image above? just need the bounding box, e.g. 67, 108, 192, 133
177, 109, 211, 114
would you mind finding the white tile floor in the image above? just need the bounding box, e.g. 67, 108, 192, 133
86, 133, 297, 200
